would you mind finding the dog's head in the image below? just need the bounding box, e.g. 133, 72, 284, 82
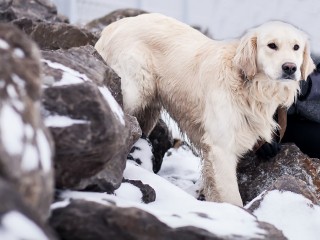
234, 21, 315, 81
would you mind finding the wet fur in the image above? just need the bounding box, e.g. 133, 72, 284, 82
95, 13, 314, 206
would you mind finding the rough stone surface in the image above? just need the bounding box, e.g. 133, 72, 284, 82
41, 45, 122, 105
42, 83, 127, 191
41, 46, 130, 192
85, 8, 147, 35
238, 143, 320, 204
0, 0, 68, 23
50, 199, 286, 240
13, 19, 98, 50
0, 178, 57, 239
149, 119, 173, 173
0, 23, 54, 220
125, 113, 142, 152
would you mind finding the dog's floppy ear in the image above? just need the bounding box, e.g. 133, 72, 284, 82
301, 41, 315, 80
233, 31, 257, 80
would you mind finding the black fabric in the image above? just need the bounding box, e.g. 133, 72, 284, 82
282, 115, 320, 159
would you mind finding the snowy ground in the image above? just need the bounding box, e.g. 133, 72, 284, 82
53, 138, 320, 240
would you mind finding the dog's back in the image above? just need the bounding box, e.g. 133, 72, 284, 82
95, 13, 235, 140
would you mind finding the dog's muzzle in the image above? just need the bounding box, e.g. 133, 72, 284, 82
281, 62, 297, 80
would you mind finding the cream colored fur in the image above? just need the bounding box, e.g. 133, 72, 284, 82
95, 13, 315, 206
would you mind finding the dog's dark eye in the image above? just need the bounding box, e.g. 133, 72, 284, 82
268, 43, 278, 50
293, 44, 300, 51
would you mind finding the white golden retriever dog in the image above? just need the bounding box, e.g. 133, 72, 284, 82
95, 13, 314, 206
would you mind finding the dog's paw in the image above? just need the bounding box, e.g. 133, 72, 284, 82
197, 194, 206, 201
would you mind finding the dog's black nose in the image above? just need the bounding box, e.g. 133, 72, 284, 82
282, 62, 297, 75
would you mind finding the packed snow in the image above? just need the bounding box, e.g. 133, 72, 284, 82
44, 115, 89, 128
41, 59, 89, 86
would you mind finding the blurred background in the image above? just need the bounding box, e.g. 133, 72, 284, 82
52, 0, 320, 58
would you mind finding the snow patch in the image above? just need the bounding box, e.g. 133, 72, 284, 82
158, 145, 201, 197
60, 161, 266, 239
128, 138, 154, 172
36, 130, 51, 173
0, 104, 24, 155
1, 211, 48, 240
253, 190, 320, 240
45, 115, 89, 128
0, 38, 9, 50
51, 199, 71, 210
21, 144, 39, 172
98, 86, 125, 125
41, 59, 89, 86
13, 48, 25, 58
115, 182, 143, 202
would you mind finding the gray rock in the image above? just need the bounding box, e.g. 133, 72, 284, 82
85, 8, 148, 35
49, 199, 286, 240
0, 0, 68, 23
41, 46, 130, 192
125, 114, 142, 152
238, 143, 320, 204
123, 179, 156, 203
13, 19, 98, 50
42, 83, 127, 191
41, 45, 122, 104
0, 23, 54, 221
247, 175, 319, 213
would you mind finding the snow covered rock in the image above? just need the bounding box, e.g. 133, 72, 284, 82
0, 23, 54, 220
51, 160, 286, 240
0, 178, 56, 240
238, 143, 320, 204
0, 0, 68, 23
246, 189, 320, 240
40, 46, 134, 193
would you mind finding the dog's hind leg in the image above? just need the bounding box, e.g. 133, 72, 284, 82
135, 100, 162, 136
201, 144, 243, 206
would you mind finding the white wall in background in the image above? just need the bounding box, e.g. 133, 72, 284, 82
52, 0, 320, 55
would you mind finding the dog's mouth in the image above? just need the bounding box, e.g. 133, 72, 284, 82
280, 74, 296, 81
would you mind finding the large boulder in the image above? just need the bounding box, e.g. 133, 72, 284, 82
238, 143, 320, 204
13, 19, 98, 50
50, 199, 285, 240
41, 46, 131, 192
0, 0, 68, 23
0, 23, 54, 220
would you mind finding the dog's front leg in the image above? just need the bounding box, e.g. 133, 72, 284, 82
202, 145, 243, 206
